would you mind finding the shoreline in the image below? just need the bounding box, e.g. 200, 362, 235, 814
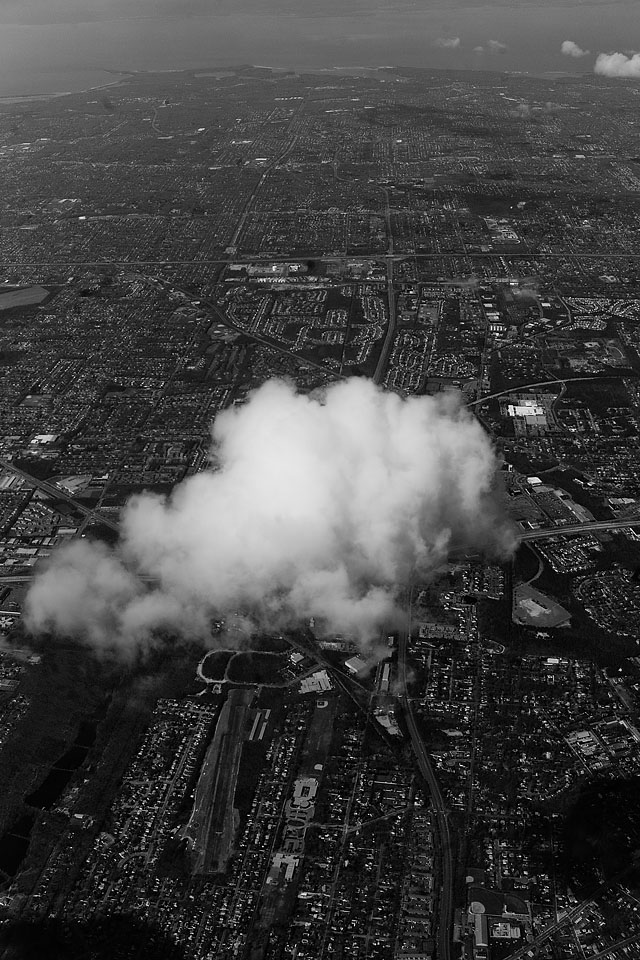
0, 62, 595, 106
0, 71, 136, 105
0, 63, 393, 102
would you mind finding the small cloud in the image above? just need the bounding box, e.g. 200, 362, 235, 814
511, 102, 531, 118
434, 36, 460, 50
509, 101, 559, 120
561, 40, 589, 58
594, 51, 640, 78
475, 42, 507, 56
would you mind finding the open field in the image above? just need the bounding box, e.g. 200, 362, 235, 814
0, 287, 49, 310
513, 583, 571, 628
226, 651, 289, 685
183, 688, 254, 874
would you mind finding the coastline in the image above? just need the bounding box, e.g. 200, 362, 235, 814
0, 64, 395, 104
0, 61, 593, 107
0, 71, 136, 105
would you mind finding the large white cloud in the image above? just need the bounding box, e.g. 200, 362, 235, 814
25, 379, 515, 654
595, 51, 640, 78
561, 40, 589, 59
434, 37, 460, 50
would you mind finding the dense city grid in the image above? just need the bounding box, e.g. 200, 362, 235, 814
1, 66, 640, 960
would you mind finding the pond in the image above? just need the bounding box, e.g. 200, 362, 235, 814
0, 814, 35, 880
26, 719, 98, 810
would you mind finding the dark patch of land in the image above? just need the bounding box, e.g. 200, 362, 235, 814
199, 650, 234, 681
226, 651, 289, 685
0, 915, 186, 960
1, 634, 202, 900
559, 777, 640, 896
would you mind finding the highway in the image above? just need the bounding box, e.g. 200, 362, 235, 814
6, 251, 640, 268
519, 518, 640, 542
0, 458, 120, 533
504, 895, 596, 960
148, 273, 346, 384
398, 610, 453, 960
504, 854, 640, 959
285, 629, 403, 753
228, 133, 300, 250
373, 187, 397, 385
465, 374, 611, 409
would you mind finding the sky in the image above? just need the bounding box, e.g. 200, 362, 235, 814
0, 0, 638, 95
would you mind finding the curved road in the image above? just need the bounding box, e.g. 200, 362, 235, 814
465, 375, 611, 409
